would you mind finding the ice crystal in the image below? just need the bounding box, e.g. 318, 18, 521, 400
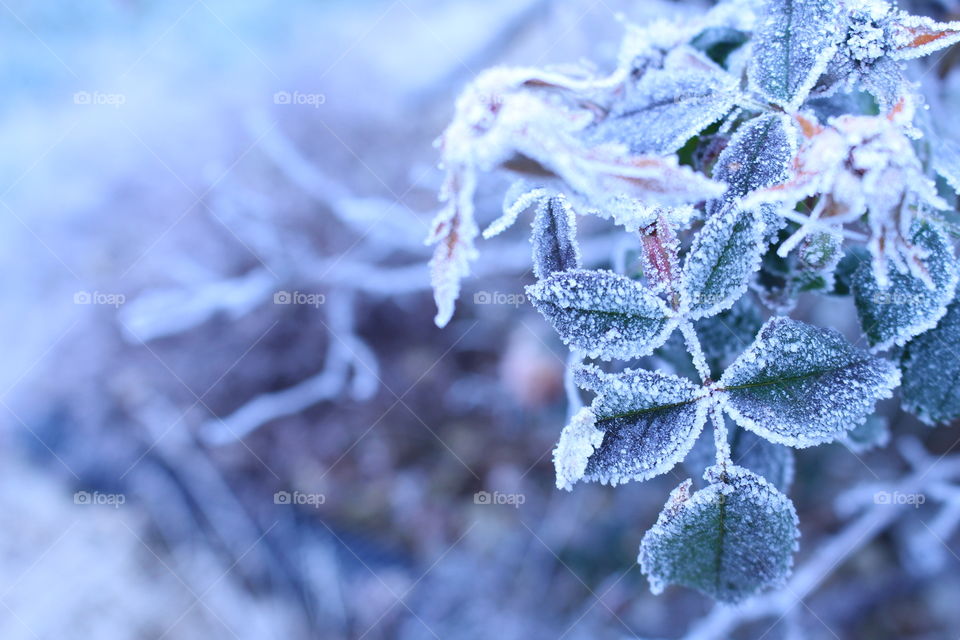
718, 317, 901, 447
601, 199, 696, 234
639, 465, 799, 603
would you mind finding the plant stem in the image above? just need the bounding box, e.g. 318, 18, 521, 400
680, 320, 711, 383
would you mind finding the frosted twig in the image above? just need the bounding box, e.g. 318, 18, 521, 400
119, 268, 277, 342
200, 291, 377, 444
679, 320, 711, 383
709, 407, 731, 470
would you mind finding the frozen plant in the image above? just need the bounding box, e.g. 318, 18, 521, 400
427, 0, 960, 604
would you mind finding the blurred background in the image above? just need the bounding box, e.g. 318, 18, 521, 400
3, 0, 960, 638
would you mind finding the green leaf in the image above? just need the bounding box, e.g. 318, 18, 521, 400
639, 465, 799, 603
900, 290, 960, 425
565, 365, 707, 487
853, 219, 959, 351
719, 317, 901, 447
749, 0, 844, 109
680, 208, 766, 320
526, 269, 676, 360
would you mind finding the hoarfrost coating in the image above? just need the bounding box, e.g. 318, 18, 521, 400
428, 0, 960, 606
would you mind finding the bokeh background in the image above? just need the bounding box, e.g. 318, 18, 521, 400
3, 0, 960, 638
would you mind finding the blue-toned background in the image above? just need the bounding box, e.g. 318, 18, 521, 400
2, 1, 959, 638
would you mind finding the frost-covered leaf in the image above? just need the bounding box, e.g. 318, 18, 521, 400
831, 245, 871, 297
888, 13, 960, 60
853, 219, 959, 351
710, 114, 796, 213
900, 289, 960, 425
553, 407, 604, 491
570, 365, 707, 486
588, 66, 738, 155
810, 4, 908, 109
749, 0, 843, 109
483, 180, 547, 239
860, 56, 906, 111
843, 415, 890, 453
532, 195, 580, 280
639, 465, 799, 603
933, 139, 960, 196
438, 64, 724, 270
639, 214, 688, 298
428, 167, 478, 328
681, 208, 766, 319
795, 231, 844, 292
580, 153, 728, 209
526, 269, 677, 360
719, 317, 901, 447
